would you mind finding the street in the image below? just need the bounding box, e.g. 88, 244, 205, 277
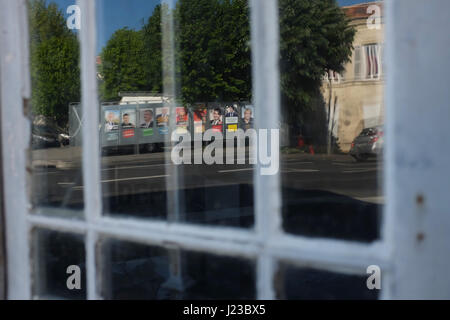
31, 146, 383, 242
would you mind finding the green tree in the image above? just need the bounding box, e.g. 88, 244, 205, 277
99, 0, 353, 136
100, 28, 148, 101
29, 0, 80, 126
279, 0, 355, 125
175, 0, 251, 103
217, 0, 252, 102
142, 4, 163, 93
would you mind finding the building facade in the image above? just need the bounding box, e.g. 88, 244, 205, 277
322, 2, 384, 152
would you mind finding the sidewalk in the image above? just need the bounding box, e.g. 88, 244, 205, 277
31, 145, 354, 170
32, 146, 167, 169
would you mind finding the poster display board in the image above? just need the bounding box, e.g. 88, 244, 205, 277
94, 102, 253, 151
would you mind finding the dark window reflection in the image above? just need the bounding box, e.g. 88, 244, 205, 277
96, 0, 254, 228
282, 187, 381, 242
32, 229, 86, 299
100, 239, 255, 299
279, 1, 385, 242
28, 0, 84, 213
276, 263, 378, 300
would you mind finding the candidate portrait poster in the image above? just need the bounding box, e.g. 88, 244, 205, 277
225, 104, 239, 132
104, 109, 119, 141
121, 109, 136, 138
193, 108, 207, 134
241, 105, 254, 131
104, 110, 119, 132
209, 108, 223, 133
156, 107, 170, 135
176, 107, 189, 134
139, 108, 154, 137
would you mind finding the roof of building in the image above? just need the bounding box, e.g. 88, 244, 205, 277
343, 1, 384, 20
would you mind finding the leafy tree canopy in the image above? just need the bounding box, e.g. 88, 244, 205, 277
142, 4, 163, 94
100, 28, 148, 101
279, 0, 355, 122
29, 0, 80, 127
100, 0, 354, 124
175, 0, 251, 103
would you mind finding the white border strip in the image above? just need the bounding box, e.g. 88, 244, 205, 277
0, 0, 32, 300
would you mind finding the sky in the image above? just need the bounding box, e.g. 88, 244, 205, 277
52, 0, 378, 53
338, 0, 377, 6
53, 0, 160, 53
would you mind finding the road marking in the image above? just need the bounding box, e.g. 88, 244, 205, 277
284, 161, 313, 165
282, 169, 320, 173
70, 174, 170, 190
57, 182, 76, 186
101, 175, 169, 183
332, 162, 355, 166
102, 163, 168, 171
218, 168, 253, 173
236, 158, 256, 163
342, 168, 378, 173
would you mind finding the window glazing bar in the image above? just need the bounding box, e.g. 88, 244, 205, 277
250, 0, 281, 300
78, 0, 101, 300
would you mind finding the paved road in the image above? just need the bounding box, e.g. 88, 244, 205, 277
32, 147, 383, 241
31, 146, 382, 218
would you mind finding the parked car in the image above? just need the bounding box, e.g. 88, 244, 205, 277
349, 126, 384, 161
32, 124, 69, 149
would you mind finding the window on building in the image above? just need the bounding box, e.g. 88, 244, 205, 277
325, 70, 343, 83
354, 44, 383, 81
365, 44, 381, 79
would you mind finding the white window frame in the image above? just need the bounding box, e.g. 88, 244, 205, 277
1, 0, 450, 300
354, 45, 363, 80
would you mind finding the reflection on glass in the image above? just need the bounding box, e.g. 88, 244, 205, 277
97, 0, 254, 227
279, 0, 385, 242
275, 262, 378, 300
100, 238, 255, 299
28, 0, 84, 214
32, 229, 86, 300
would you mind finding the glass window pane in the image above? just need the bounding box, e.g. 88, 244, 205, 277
279, 0, 385, 242
28, 0, 84, 217
96, 0, 254, 228
32, 229, 86, 300
99, 238, 256, 299
275, 262, 378, 300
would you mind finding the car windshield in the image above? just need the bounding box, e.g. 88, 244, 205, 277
360, 128, 373, 136
33, 125, 58, 136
